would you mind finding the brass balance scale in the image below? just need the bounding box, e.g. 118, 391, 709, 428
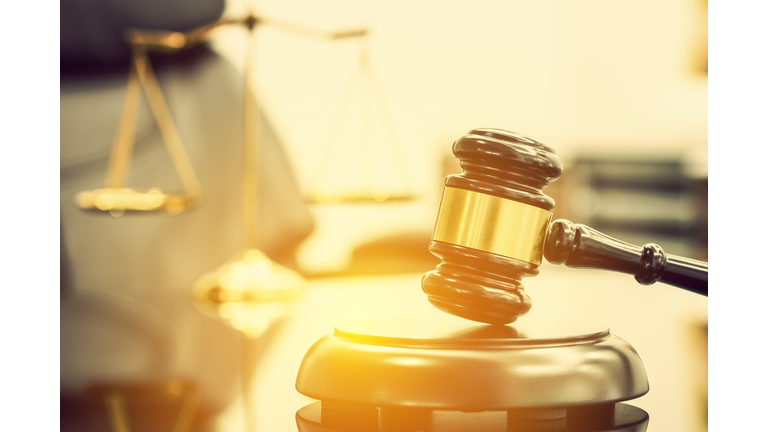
73, 9, 414, 432
74, 12, 413, 325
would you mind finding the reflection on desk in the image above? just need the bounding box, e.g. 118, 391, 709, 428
214, 264, 707, 432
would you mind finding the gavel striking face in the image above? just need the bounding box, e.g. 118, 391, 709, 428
422, 128, 708, 325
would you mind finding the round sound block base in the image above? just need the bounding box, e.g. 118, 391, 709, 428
296, 316, 649, 410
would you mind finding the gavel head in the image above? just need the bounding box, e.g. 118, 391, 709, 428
422, 128, 563, 325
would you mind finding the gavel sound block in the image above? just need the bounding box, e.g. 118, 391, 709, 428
295, 316, 649, 432
294, 128, 704, 431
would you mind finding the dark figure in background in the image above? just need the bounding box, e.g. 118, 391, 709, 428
60, 1, 314, 431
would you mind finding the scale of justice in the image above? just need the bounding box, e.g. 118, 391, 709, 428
293, 128, 708, 432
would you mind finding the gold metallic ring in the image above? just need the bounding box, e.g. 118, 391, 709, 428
432, 187, 552, 265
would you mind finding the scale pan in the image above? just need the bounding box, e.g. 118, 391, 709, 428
192, 248, 305, 338
75, 188, 198, 216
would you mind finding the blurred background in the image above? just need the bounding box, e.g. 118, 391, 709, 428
211, 0, 708, 275
60, 0, 708, 431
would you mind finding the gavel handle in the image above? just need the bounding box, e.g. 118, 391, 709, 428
543, 219, 708, 296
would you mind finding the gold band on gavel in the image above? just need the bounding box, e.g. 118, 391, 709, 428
432, 187, 552, 265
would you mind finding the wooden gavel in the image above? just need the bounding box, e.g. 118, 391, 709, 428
422, 128, 708, 325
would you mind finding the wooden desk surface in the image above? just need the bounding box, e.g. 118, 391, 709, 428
214, 264, 708, 432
